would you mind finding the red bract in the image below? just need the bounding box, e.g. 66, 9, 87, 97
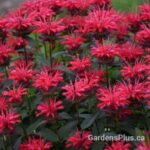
62, 35, 85, 50
9, 61, 34, 83
20, 137, 53, 150
118, 42, 144, 62
3, 86, 27, 104
105, 141, 131, 150
0, 111, 21, 134
139, 4, 150, 22
121, 62, 147, 79
92, 43, 118, 60
0, 44, 15, 65
0, 98, 9, 113
97, 86, 129, 110
34, 69, 63, 91
84, 9, 121, 33
69, 57, 91, 73
66, 131, 93, 150
37, 98, 64, 119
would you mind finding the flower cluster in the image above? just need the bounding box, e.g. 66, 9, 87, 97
0, 0, 149, 149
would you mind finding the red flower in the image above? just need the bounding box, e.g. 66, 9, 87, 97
9, 37, 28, 50
136, 26, 150, 47
0, 44, 15, 65
137, 141, 150, 150
62, 78, 91, 102
92, 43, 118, 60
64, 0, 92, 11
20, 137, 53, 150
84, 9, 121, 33
3, 86, 27, 104
127, 13, 141, 31
105, 141, 131, 150
97, 86, 129, 110
116, 81, 145, 102
7, 10, 33, 35
0, 111, 21, 134
69, 57, 91, 73
0, 97, 9, 113
118, 42, 144, 62
37, 98, 64, 119
66, 131, 93, 150
34, 70, 63, 91
121, 62, 147, 79
139, 4, 150, 22
9, 61, 34, 83
35, 18, 65, 36
62, 35, 85, 50
90, 0, 111, 6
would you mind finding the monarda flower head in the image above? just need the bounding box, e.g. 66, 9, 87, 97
97, 86, 129, 110
69, 57, 91, 73
0, 44, 15, 66
62, 78, 91, 102
0, 111, 21, 134
121, 61, 147, 80
62, 34, 85, 50
9, 37, 28, 50
116, 81, 146, 102
105, 141, 131, 150
7, 10, 34, 36
34, 68, 63, 91
84, 9, 121, 34
66, 131, 93, 150
0, 97, 10, 113
92, 43, 118, 61
9, 61, 35, 84
37, 98, 64, 119
137, 141, 150, 150
139, 4, 150, 22
3, 85, 27, 104
136, 25, 150, 47
20, 137, 53, 150
118, 42, 144, 62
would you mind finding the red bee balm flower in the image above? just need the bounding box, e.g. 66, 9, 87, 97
97, 86, 129, 110
9, 61, 34, 83
20, 138, 53, 150
66, 131, 93, 150
0, 112, 21, 134
92, 43, 118, 60
37, 98, 64, 119
63, 78, 91, 102
3, 86, 27, 104
0, 44, 15, 65
121, 62, 147, 79
34, 70, 63, 91
69, 57, 91, 73
62, 35, 85, 50
0, 97, 10, 113
105, 141, 131, 150
137, 141, 150, 150
139, 4, 150, 22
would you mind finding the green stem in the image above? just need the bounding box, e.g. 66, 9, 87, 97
49, 42, 53, 68
24, 47, 28, 65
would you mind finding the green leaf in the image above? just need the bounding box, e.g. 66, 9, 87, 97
59, 112, 72, 120
27, 119, 47, 134
81, 112, 100, 129
36, 128, 59, 142
58, 121, 78, 139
